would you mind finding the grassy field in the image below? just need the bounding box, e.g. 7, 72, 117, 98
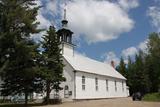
143, 93, 160, 102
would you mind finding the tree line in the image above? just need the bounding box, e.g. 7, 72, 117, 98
117, 32, 160, 95
0, 0, 65, 105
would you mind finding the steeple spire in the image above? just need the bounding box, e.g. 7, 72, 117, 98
62, 2, 68, 28
64, 2, 67, 20
57, 1, 75, 56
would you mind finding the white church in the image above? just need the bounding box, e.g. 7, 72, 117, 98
0, 9, 129, 102
44, 10, 130, 101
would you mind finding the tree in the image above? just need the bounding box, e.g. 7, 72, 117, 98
126, 56, 134, 93
41, 26, 65, 104
0, 0, 42, 105
117, 57, 127, 78
146, 32, 160, 92
117, 32, 160, 94
132, 51, 150, 94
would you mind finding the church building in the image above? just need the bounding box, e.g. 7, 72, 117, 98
48, 9, 129, 101
0, 9, 129, 102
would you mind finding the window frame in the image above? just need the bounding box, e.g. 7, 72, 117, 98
106, 79, 109, 91
115, 81, 117, 92
95, 78, 98, 91
82, 76, 85, 91
122, 81, 124, 92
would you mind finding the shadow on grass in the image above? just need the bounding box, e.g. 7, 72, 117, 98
0, 103, 45, 107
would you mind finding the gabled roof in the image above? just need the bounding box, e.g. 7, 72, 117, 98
63, 54, 126, 80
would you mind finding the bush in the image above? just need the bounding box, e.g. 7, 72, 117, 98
143, 93, 160, 102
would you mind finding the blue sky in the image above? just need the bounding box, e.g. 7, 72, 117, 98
35, 0, 160, 65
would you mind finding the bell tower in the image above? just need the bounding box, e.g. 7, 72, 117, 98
57, 6, 75, 56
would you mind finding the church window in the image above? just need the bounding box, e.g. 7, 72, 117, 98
95, 78, 98, 91
106, 79, 109, 91
82, 76, 85, 90
122, 81, 124, 92
64, 85, 69, 98
115, 81, 117, 92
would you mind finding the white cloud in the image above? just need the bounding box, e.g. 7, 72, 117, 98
102, 51, 120, 66
148, 5, 160, 31
122, 47, 138, 58
138, 39, 148, 53
36, 11, 51, 29
31, 0, 140, 44
121, 39, 148, 59
46, 0, 57, 13
31, 0, 52, 42
67, 0, 136, 43
102, 39, 148, 65
33, 0, 139, 44
118, 0, 139, 11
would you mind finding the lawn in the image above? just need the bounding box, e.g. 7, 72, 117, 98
143, 93, 160, 102
0, 104, 45, 107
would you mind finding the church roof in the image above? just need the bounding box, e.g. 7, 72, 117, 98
63, 53, 126, 80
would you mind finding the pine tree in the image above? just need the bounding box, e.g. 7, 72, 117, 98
146, 33, 160, 92
132, 51, 150, 94
126, 56, 134, 93
117, 57, 127, 77
41, 26, 65, 104
0, 0, 42, 105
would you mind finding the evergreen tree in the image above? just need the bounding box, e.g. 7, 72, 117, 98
132, 51, 150, 94
126, 56, 134, 93
41, 26, 65, 104
0, 0, 42, 105
117, 57, 127, 77
146, 32, 160, 92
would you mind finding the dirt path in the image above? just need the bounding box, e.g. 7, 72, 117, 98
36, 97, 160, 107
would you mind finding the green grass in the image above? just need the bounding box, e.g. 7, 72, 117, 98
0, 103, 44, 107
143, 92, 160, 102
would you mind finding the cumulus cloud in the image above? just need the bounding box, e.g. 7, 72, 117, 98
147, 2, 160, 31
102, 51, 120, 66
36, 11, 51, 29
31, 0, 52, 41
138, 39, 148, 52
122, 47, 138, 58
46, 0, 58, 14
118, 0, 139, 11
41, 0, 139, 44
148, 6, 160, 31
67, 0, 136, 43
102, 39, 148, 65
122, 39, 148, 58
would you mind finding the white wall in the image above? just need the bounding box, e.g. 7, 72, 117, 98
75, 71, 127, 99
50, 58, 75, 100
60, 43, 74, 57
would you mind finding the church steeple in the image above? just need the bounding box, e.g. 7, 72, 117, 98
57, 4, 75, 56
62, 7, 68, 28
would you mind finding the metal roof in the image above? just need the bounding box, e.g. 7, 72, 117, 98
63, 53, 126, 80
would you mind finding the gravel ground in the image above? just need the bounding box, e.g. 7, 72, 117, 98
36, 97, 160, 107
